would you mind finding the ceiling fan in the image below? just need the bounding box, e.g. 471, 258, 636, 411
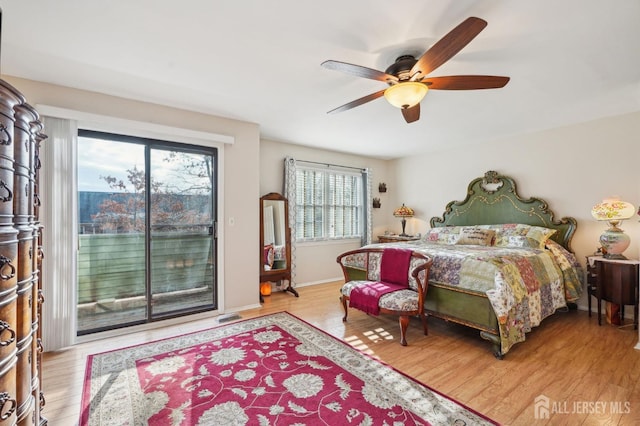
321, 17, 510, 123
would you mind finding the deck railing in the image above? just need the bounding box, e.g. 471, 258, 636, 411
77, 232, 214, 304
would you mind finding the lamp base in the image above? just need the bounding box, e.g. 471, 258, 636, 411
399, 218, 408, 237
599, 228, 630, 259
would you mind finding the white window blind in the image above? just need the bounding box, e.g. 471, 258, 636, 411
295, 165, 363, 241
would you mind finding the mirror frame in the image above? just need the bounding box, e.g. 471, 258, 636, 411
259, 192, 292, 290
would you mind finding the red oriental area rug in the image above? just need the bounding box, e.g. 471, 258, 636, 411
80, 312, 497, 425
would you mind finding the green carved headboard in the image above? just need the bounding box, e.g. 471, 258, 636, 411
429, 171, 577, 252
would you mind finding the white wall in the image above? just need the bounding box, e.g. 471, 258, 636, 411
393, 110, 640, 311
3, 76, 263, 317
259, 139, 394, 285
10, 72, 637, 325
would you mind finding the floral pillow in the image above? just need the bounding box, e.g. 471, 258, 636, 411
525, 226, 557, 248
477, 223, 556, 249
423, 226, 462, 244
500, 235, 532, 248
425, 224, 556, 248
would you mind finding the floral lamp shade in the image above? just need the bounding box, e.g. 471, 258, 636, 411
591, 197, 635, 259
393, 204, 414, 236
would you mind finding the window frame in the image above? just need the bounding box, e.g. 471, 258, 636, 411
294, 164, 364, 242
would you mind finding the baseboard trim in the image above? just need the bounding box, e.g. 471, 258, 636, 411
285, 277, 343, 289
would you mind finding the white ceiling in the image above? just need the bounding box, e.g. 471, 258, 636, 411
1, 1, 639, 159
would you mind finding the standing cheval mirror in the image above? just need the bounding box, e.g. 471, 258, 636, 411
259, 192, 298, 301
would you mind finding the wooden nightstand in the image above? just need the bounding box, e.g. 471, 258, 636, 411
377, 235, 420, 243
587, 256, 639, 329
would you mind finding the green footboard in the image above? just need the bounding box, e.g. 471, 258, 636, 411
343, 267, 498, 332
343, 266, 367, 281
424, 284, 498, 334
342, 266, 503, 356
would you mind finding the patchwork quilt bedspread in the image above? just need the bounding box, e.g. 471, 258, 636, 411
342, 241, 583, 354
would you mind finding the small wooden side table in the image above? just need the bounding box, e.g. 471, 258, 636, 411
377, 235, 420, 243
587, 256, 639, 329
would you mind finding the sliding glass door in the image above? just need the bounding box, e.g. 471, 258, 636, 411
149, 148, 216, 316
77, 131, 217, 335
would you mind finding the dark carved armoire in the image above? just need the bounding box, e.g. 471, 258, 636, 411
0, 78, 47, 425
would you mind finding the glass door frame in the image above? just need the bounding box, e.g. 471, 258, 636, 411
76, 129, 219, 335
146, 143, 218, 321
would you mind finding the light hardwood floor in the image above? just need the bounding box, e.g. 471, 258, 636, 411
43, 281, 640, 425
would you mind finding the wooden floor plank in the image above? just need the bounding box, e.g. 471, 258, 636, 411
42, 281, 640, 425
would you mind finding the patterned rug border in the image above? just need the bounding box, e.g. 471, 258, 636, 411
280, 312, 498, 425
80, 311, 499, 425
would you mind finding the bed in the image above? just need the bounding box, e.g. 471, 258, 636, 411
341, 171, 583, 358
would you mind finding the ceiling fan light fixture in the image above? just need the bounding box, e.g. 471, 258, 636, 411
384, 82, 428, 109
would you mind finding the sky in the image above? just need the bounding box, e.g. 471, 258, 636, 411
77, 136, 211, 193
77, 137, 145, 192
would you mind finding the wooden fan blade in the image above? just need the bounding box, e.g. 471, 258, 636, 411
401, 104, 420, 123
327, 89, 386, 114
411, 17, 487, 78
322, 60, 398, 83
425, 75, 510, 90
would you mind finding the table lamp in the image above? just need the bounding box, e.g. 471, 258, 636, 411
393, 203, 414, 237
591, 197, 635, 259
